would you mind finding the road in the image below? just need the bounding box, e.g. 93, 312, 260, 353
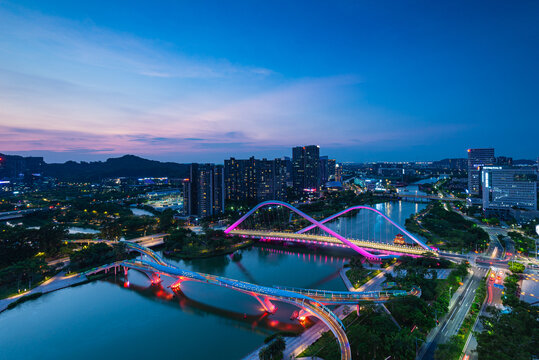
418, 267, 487, 360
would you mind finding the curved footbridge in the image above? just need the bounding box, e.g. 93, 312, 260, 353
86, 241, 421, 360
224, 200, 438, 260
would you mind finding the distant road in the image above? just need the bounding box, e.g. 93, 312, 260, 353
418, 267, 487, 360
0, 207, 50, 221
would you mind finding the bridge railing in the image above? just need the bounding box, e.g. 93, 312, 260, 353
275, 286, 412, 300
229, 229, 437, 255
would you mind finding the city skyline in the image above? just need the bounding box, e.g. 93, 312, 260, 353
1, 1, 539, 163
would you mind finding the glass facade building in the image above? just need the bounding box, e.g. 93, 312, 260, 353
467, 148, 495, 195
481, 166, 537, 212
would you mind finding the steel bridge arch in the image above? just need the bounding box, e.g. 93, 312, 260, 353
224, 201, 434, 259
297, 205, 433, 251
225, 201, 386, 259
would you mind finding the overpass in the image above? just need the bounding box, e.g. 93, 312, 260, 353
87, 241, 421, 360
64, 233, 167, 248
225, 201, 437, 260
0, 207, 50, 221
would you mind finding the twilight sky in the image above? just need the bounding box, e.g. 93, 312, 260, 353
1, 1, 538, 163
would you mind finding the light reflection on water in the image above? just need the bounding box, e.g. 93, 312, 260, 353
0, 200, 422, 360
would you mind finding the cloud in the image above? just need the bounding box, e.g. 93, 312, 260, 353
0, 5, 469, 162
0, 6, 273, 80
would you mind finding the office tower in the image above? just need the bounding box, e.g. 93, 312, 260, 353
292, 145, 320, 193
467, 148, 495, 195
482, 166, 537, 214
183, 163, 224, 217
224, 157, 257, 201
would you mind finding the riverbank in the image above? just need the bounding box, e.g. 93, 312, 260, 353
405, 202, 489, 252
0, 271, 88, 313
344, 267, 382, 289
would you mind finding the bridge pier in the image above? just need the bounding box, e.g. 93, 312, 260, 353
296, 309, 309, 321
254, 295, 277, 313
170, 277, 187, 291
150, 273, 161, 285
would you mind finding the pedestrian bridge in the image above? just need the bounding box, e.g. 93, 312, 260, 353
228, 229, 435, 256
86, 241, 422, 360
225, 200, 437, 260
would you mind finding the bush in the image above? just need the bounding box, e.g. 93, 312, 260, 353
508, 261, 525, 273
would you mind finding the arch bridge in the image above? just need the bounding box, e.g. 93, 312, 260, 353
86, 241, 421, 360
224, 200, 437, 260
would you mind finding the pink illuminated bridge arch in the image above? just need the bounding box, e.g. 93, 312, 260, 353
297, 205, 433, 251
226, 200, 408, 260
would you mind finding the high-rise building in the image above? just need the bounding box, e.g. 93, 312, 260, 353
224, 157, 257, 201
211, 165, 225, 215
273, 158, 289, 201
481, 166, 537, 214
467, 148, 495, 195
335, 163, 342, 182
256, 158, 274, 201
327, 159, 336, 181
0, 153, 44, 179
183, 163, 224, 217
319, 156, 337, 185
224, 157, 290, 202
292, 145, 320, 193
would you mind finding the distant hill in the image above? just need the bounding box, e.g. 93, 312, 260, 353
44, 155, 190, 181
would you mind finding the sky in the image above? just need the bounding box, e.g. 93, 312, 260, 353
0, 1, 538, 164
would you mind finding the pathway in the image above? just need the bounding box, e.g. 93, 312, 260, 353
0, 271, 86, 313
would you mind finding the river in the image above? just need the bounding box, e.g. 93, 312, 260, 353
0, 201, 424, 360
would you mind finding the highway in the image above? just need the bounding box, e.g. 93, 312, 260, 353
418, 267, 487, 360
461, 268, 505, 360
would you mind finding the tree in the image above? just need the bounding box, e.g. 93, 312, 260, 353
36, 224, 67, 255
101, 222, 122, 240
434, 336, 461, 360
164, 228, 192, 251
476, 304, 538, 360
508, 261, 525, 273
349, 256, 364, 270
259, 336, 286, 360
158, 209, 175, 231
0, 226, 37, 267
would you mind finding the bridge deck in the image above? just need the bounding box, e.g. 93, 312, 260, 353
88, 241, 424, 360
229, 229, 437, 256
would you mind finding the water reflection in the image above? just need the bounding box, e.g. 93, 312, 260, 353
109, 278, 304, 335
